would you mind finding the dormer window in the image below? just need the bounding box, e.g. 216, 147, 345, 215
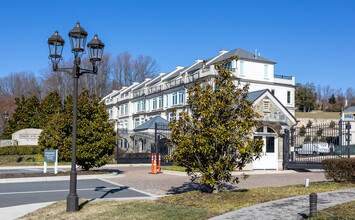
264, 65, 269, 79
239, 61, 244, 76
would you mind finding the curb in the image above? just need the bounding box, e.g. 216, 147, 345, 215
0, 163, 151, 170
0, 173, 125, 183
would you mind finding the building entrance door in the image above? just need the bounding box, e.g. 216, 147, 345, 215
253, 127, 278, 170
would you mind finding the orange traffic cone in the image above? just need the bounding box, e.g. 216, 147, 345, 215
153, 153, 157, 174
158, 153, 161, 173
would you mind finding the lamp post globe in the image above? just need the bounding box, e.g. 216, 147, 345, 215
2, 112, 9, 122
47, 31, 65, 70
68, 22, 88, 56
47, 22, 104, 212
87, 34, 105, 72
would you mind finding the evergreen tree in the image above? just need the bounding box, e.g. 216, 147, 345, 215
5, 94, 41, 137
168, 57, 263, 192
39, 90, 62, 125
39, 89, 116, 170
328, 94, 336, 104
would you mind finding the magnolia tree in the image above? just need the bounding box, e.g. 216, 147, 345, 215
168, 57, 263, 192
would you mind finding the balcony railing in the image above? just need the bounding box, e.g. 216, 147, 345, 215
274, 74, 292, 80
117, 128, 128, 134
187, 69, 217, 83
148, 85, 163, 95
133, 89, 145, 98
165, 78, 184, 89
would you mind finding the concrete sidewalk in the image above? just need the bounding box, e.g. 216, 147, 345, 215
210, 188, 355, 220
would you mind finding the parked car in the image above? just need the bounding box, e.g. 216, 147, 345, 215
295, 142, 330, 155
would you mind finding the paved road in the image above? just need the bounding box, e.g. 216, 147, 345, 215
103, 166, 327, 196
0, 179, 152, 208
0, 168, 61, 174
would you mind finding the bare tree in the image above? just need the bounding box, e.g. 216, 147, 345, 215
81, 53, 112, 98
322, 85, 334, 101
0, 72, 41, 98
112, 51, 159, 89
346, 87, 355, 106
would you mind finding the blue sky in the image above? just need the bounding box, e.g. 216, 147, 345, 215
0, 0, 354, 90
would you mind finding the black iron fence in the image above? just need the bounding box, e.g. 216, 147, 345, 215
285, 120, 354, 169
115, 122, 171, 163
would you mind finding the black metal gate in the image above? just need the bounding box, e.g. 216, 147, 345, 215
284, 120, 354, 169
116, 122, 171, 163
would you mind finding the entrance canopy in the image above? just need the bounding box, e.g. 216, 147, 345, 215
134, 116, 169, 132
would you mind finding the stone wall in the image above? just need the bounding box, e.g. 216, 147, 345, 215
295, 118, 338, 128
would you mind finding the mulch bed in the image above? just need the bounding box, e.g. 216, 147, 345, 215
0, 170, 112, 179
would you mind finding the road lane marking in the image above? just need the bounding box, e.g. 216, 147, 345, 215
0, 187, 123, 195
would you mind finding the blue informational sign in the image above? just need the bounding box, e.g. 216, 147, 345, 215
44, 150, 57, 163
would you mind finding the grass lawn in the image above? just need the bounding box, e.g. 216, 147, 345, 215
295, 112, 340, 119
313, 200, 355, 219
0, 154, 72, 166
19, 182, 355, 220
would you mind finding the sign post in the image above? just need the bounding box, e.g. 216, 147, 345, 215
44, 149, 58, 174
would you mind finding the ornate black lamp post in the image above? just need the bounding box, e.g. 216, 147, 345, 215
2, 112, 9, 123
47, 22, 105, 212
2, 112, 9, 137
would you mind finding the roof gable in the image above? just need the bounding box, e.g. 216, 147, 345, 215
134, 116, 169, 131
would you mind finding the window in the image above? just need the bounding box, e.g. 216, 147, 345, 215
263, 100, 270, 112
125, 104, 128, 114
134, 118, 140, 128
140, 117, 145, 125
153, 98, 157, 110
136, 100, 145, 112
159, 96, 163, 109
169, 113, 176, 122
178, 91, 184, 104
120, 105, 124, 115
124, 120, 127, 128
240, 61, 244, 76
109, 109, 112, 118
166, 95, 169, 107
225, 62, 232, 71
264, 65, 268, 78
256, 127, 264, 132
271, 89, 275, 95
172, 92, 177, 105
287, 91, 291, 104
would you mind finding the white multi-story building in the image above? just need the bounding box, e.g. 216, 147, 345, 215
102, 48, 297, 170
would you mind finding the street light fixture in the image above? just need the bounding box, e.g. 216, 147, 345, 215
2, 112, 9, 123
47, 22, 105, 212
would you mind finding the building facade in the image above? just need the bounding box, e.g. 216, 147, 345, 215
102, 48, 297, 170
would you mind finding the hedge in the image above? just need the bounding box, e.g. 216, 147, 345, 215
322, 158, 355, 183
0, 145, 42, 155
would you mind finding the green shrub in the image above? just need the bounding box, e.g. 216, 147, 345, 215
306, 120, 313, 128
0, 145, 41, 155
322, 158, 355, 183
299, 125, 306, 136
330, 121, 336, 128
304, 136, 311, 142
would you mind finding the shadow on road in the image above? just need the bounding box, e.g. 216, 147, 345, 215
167, 182, 202, 194
168, 181, 241, 194
94, 169, 124, 174
94, 186, 129, 199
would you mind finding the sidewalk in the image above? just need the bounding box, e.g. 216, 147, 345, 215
210, 188, 355, 220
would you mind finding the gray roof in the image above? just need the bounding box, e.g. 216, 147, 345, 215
212, 48, 276, 64
344, 106, 355, 112
134, 116, 169, 131
246, 89, 268, 102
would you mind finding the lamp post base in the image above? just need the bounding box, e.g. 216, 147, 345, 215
67, 194, 79, 212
